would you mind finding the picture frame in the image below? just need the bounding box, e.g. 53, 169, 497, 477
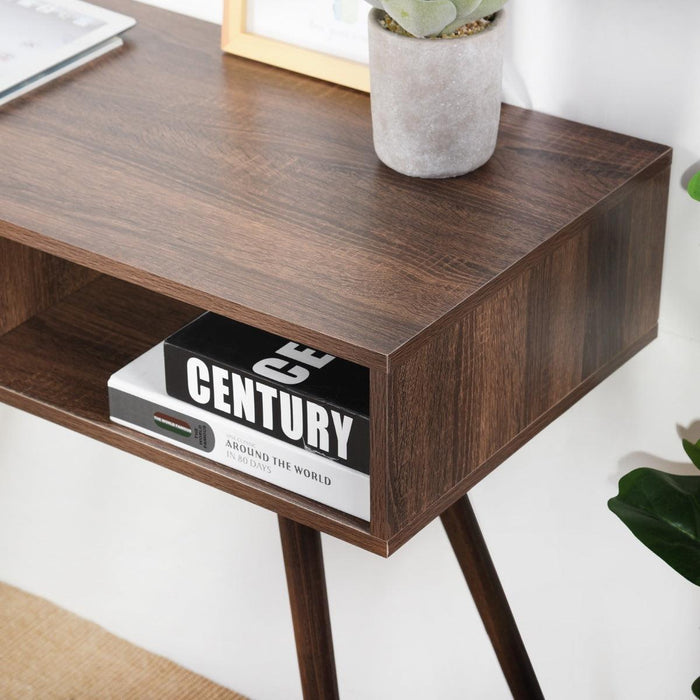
221, 0, 370, 92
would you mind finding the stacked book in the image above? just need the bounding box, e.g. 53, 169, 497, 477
108, 313, 370, 521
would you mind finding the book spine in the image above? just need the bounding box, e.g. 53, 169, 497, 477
163, 343, 369, 475
108, 385, 370, 521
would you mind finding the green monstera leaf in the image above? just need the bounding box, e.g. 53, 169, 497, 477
610, 438, 700, 698
683, 437, 700, 469
688, 171, 700, 202
608, 463, 700, 586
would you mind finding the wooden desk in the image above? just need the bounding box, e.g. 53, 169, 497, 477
0, 1, 670, 697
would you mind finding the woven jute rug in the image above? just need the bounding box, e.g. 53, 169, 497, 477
0, 581, 248, 699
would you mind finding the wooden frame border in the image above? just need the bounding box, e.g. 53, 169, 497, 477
221, 0, 370, 92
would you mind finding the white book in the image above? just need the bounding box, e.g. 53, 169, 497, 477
0, 0, 135, 106
108, 344, 371, 521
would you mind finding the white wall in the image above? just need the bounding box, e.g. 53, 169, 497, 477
501, 0, 700, 345
1, 1, 699, 698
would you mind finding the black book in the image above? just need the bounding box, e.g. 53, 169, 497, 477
163, 313, 370, 475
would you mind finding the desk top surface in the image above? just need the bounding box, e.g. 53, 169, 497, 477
0, 0, 670, 367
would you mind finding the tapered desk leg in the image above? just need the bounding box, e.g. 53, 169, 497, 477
441, 496, 544, 700
279, 516, 339, 700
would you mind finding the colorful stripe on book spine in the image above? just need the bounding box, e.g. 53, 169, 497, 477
110, 387, 216, 453
154, 412, 192, 437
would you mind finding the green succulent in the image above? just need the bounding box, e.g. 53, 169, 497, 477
366, 0, 508, 38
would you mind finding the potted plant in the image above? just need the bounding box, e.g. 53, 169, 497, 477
364, 0, 509, 178
609, 434, 700, 697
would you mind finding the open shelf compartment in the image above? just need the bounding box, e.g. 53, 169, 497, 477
0, 254, 385, 554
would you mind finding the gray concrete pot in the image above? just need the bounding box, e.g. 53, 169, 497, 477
368, 9, 505, 178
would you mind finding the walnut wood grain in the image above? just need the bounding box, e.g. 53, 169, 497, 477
0, 274, 383, 554
0, 237, 97, 336
0, 0, 670, 367
441, 496, 544, 699
279, 516, 339, 700
384, 164, 670, 533
0, 0, 671, 554
384, 324, 658, 555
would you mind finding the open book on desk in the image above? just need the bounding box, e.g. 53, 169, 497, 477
0, 0, 135, 107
